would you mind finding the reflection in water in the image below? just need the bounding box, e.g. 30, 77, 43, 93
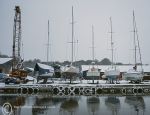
0, 95, 149, 115
60, 98, 79, 115
125, 96, 145, 115
87, 96, 100, 115
105, 96, 120, 115
0, 96, 25, 115
32, 95, 67, 115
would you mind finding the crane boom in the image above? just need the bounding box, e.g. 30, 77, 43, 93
12, 6, 22, 69
9, 6, 27, 80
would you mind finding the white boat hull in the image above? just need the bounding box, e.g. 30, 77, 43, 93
105, 69, 120, 80
87, 67, 100, 77
87, 71, 100, 77
122, 70, 143, 81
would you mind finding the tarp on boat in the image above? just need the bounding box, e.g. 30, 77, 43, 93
34, 63, 54, 75
61, 65, 79, 74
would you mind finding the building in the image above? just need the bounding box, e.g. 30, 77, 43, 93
0, 58, 12, 73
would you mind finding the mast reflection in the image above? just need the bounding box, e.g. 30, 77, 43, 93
32, 95, 67, 114
60, 98, 79, 115
105, 96, 120, 115
125, 96, 145, 115
87, 96, 100, 115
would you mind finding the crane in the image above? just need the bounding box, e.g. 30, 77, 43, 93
6, 6, 28, 84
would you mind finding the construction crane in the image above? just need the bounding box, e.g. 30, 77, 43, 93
12, 6, 22, 70
7, 6, 28, 84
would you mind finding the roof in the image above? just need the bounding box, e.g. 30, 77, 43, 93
0, 58, 12, 65
81, 65, 150, 72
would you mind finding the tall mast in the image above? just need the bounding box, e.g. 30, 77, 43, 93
71, 6, 74, 65
110, 17, 114, 67
92, 25, 95, 62
133, 11, 137, 66
12, 6, 22, 69
47, 20, 50, 62
133, 11, 143, 71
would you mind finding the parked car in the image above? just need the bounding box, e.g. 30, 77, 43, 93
5, 77, 20, 84
0, 73, 7, 82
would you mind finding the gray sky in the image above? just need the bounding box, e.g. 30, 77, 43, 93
0, 0, 150, 64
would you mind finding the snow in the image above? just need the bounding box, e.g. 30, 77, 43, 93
0, 83, 5, 87
26, 76, 34, 80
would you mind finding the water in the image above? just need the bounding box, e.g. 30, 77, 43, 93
0, 94, 150, 115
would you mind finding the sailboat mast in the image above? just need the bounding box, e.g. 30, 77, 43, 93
47, 20, 50, 62
110, 17, 114, 67
92, 25, 95, 62
133, 11, 137, 66
71, 6, 74, 65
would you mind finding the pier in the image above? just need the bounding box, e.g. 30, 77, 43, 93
1, 83, 150, 96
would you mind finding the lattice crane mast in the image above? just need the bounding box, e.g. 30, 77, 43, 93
9, 6, 27, 80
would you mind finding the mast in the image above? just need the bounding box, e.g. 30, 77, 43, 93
47, 20, 50, 62
71, 6, 74, 65
92, 25, 95, 63
133, 11, 137, 67
110, 17, 114, 68
133, 11, 143, 71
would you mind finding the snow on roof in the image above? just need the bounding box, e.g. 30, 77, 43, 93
0, 58, 12, 64
81, 65, 150, 72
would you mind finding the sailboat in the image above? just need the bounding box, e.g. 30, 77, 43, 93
86, 25, 101, 83
105, 17, 120, 84
122, 11, 144, 83
61, 6, 79, 83
34, 20, 54, 83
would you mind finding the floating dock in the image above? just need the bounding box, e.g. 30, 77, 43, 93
1, 83, 150, 96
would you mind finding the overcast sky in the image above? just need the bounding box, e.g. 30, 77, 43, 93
0, 0, 150, 64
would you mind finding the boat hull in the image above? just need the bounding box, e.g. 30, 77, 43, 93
87, 71, 100, 77
105, 69, 120, 80
123, 71, 143, 81
62, 66, 79, 77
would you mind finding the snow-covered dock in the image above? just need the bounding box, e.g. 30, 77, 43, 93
1, 80, 150, 96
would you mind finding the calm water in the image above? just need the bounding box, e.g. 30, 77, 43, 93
0, 94, 150, 115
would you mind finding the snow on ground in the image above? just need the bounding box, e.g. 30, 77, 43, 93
1, 77, 150, 86
0, 83, 5, 87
